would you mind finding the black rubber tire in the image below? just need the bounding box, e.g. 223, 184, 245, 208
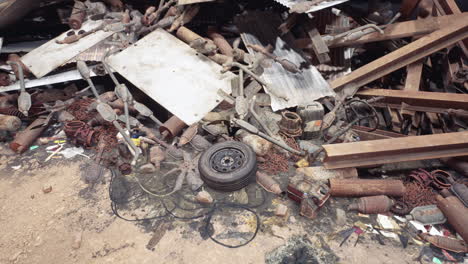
198, 141, 257, 192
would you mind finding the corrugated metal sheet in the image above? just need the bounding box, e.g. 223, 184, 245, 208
312, 9, 353, 80
236, 11, 334, 111
67, 41, 115, 63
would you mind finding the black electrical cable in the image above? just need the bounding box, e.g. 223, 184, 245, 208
344, 98, 379, 132
204, 203, 260, 248
162, 199, 216, 220
162, 185, 266, 220
109, 168, 169, 221
110, 168, 262, 248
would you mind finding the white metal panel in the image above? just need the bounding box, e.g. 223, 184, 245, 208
20, 20, 113, 78
0, 68, 100, 92
107, 29, 234, 125
273, 0, 349, 13
177, 0, 215, 5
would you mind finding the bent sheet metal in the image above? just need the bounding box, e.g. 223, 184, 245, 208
20, 20, 113, 78
106, 29, 235, 125
237, 11, 334, 111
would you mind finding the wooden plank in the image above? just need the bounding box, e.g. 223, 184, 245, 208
404, 59, 424, 91
329, 19, 468, 93
306, 26, 330, 63
436, 0, 462, 14
356, 89, 468, 110
433, 0, 468, 57
323, 131, 468, 169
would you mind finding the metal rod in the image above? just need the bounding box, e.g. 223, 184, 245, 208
113, 120, 140, 164
249, 97, 275, 137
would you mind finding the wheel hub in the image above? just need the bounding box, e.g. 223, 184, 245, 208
210, 147, 245, 173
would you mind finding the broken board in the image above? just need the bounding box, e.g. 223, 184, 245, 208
20, 20, 113, 78
107, 29, 235, 125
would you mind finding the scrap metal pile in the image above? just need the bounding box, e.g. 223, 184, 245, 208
0, 0, 467, 255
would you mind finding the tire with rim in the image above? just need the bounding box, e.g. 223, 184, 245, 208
198, 141, 257, 192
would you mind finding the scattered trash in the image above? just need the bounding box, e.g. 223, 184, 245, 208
0, 0, 467, 253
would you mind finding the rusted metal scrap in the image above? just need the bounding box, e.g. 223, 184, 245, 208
437, 194, 468, 243
69, 0, 87, 30
330, 19, 468, 93
348, 195, 394, 214
396, 182, 437, 213
256, 171, 282, 194
10, 116, 48, 153
67, 98, 96, 121
278, 111, 303, 137
287, 173, 330, 219
357, 89, 468, 111
322, 131, 468, 169
408, 169, 452, 190
64, 120, 96, 148
160, 115, 187, 139
178, 123, 198, 146
329, 179, 406, 197
0, 114, 21, 131
419, 233, 468, 253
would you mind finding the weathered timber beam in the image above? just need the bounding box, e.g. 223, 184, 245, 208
323, 131, 468, 169
356, 89, 468, 110
433, 0, 468, 57
371, 102, 448, 114
329, 19, 468, 92
351, 125, 406, 141
404, 59, 424, 91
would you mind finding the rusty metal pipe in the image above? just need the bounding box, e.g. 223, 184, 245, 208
436, 195, 468, 242
348, 195, 394, 214
69, 0, 86, 30
176, 26, 231, 66
0, 114, 21, 131
176, 26, 200, 43
207, 27, 233, 57
419, 233, 468, 253
329, 179, 406, 197
159, 115, 187, 139
10, 116, 48, 153
256, 172, 281, 194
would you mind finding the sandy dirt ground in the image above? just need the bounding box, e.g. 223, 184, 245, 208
0, 144, 423, 264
